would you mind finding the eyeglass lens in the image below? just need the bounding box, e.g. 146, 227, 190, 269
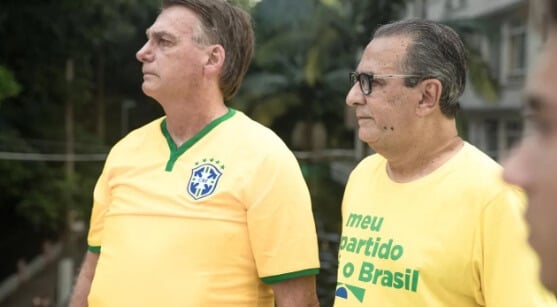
350, 72, 372, 95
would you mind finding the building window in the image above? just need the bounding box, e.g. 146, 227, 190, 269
482, 118, 523, 161
488, 35, 501, 81
447, 0, 466, 10
507, 21, 527, 79
505, 120, 522, 149
484, 119, 499, 160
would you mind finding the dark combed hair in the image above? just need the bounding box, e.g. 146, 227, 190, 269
162, 0, 255, 101
373, 19, 467, 118
549, 0, 557, 26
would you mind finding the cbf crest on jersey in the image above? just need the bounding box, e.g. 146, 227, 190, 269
187, 159, 224, 200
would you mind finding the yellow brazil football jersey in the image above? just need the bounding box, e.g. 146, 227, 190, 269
87, 108, 320, 307
334, 142, 556, 307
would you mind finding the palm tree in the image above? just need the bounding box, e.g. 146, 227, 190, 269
233, 0, 406, 150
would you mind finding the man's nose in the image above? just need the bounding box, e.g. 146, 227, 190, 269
136, 42, 153, 63
346, 83, 364, 106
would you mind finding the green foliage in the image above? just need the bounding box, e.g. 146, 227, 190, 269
0, 0, 160, 267
0, 65, 21, 103
302, 161, 344, 306
0, 0, 159, 135
0, 131, 64, 233
0, 0, 408, 275
233, 0, 406, 149
445, 19, 501, 103
467, 49, 500, 103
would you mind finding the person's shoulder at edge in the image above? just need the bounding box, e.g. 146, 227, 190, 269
230, 109, 295, 153
458, 142, 513, 187
349, 152, 386, 177
457, 141, 526, 210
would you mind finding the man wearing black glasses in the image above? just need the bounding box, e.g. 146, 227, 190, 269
334, 19, 555, 306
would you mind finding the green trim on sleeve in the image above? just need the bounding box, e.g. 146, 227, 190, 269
260, 268, 320, 285
88, 245, 101, 253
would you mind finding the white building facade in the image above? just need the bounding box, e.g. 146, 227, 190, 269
406, 0, 544, 160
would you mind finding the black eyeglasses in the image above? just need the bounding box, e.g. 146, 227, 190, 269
349, 72, 422, 95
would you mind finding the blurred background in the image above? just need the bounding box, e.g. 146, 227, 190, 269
0, 0, 542, 306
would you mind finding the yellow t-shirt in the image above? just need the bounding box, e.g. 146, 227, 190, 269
334, 142, 556, 306
87, 109, 320, 307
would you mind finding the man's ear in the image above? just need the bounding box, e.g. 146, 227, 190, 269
416, 79, 442, 116
204, 44, 225, 75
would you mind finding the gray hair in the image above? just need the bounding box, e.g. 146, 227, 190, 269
373, 19, 466, 118
162, 0, 255, 101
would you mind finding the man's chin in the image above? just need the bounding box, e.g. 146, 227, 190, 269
141, 86, 157, 98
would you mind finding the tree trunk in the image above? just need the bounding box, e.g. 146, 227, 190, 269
96, 52, 106, 144
65, 58, 74, 180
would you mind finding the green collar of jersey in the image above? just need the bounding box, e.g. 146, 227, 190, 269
161, 108, 236, 171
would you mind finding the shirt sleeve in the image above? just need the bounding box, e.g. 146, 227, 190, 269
245, 146, 320, 284
474, 188, 557, 306
87, 170, 111, 253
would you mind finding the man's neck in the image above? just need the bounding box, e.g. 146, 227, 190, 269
386, 136, 463, 182
384, 120, 463, 183
162, 98, 228, 148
